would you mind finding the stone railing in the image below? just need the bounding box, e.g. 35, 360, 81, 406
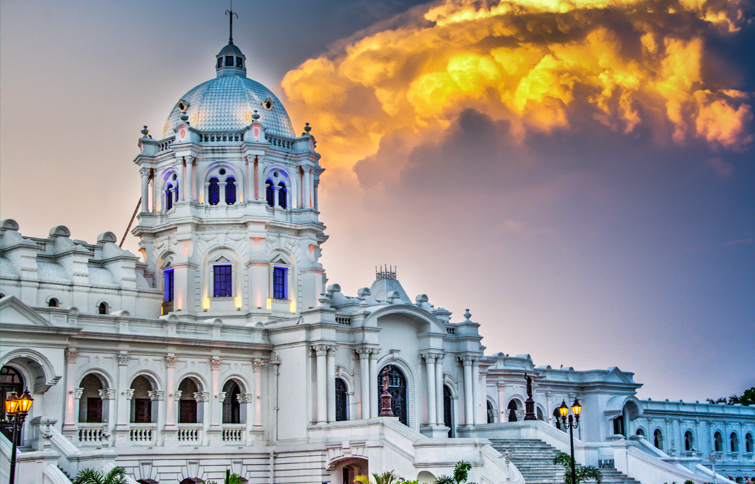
222, 424, 245, 443
265, 134, 294, 150
77, 423, 106, 444
157, 137, 174, 152
177, 424, 201, 443
335, 316, 352, 325
129, 423, 156, 445
200, 133, 244, 143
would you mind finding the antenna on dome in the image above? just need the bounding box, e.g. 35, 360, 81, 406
225, 0, 239, 45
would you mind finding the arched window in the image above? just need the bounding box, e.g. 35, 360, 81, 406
507, 400, 519, 422
537, 406, 544, 421
79, 374, 104, 423
208, 178, 220, 205
335, 378, 348, 422
178, 378, 199, 424
654, 429, 664, 450
553, 408, 562, 430
685, 430, 694, 451
163, 267, 174, 303
444, 385, 454, 437
222, 380, 241, 424
98, 302, 108, 315
745, 433, 753, 453
278, 182, 287, 209
636, 428, 645, 437
48, 298, 59, 307
130, 376, 154, 423
377, 365, 407, 426
265, 180, 274, 207
487, 400, 496, 423
225, 178, 236, 205
165, 183, 173, 211
731, 432, 739, 453
714, 431, 724, 452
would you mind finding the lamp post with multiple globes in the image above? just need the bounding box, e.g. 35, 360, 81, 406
558, 398, 582, 484
4, 389, 33, 484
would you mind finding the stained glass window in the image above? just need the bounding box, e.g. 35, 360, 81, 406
164, 269, 174, 302
226, 178, 236, 205
266, 181, 274, 207
278, 183, 287, 209
213, 265, 232, 297
273, 267, 287, 300
208, 178, 220, 205
165, 184, 173, 211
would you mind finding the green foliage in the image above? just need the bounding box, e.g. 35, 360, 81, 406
72, 466, 127, 484
355, 471, 400, 484
436, 460, 477, 484
553, 452, 602, 484
206, 469, 245, 484
685, 480, 695, 484
707, 387, 755, 406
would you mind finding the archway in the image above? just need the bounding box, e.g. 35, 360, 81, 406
378, 365, 407, 425
0, 366, 24, 444
130, 376, 155, 423
507, 400, 520, 422
654, 429, 664, 450
222, 380, 242, 424
79, 374, 104, 423
487, 400, 496, 423
444, 384, 454, 437
336, 378, 348, 422
178, 378, 200, 424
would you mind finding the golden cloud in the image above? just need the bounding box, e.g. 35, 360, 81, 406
281, 0, 753, 173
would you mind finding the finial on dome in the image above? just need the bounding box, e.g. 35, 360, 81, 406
464, 309, 472, 321
141, 126, 151, 139
304, 122, 312, 134
252, 110, 260, 121
225, 0, 238, 45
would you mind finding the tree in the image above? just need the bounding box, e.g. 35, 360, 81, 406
553, 453, 602, 484
72, 466, 127, 484
207, 470, 245, 484
354, 471, 401, 484
707, 387, 755, 406
435, 460, 477, 484
706, 398, 727, 404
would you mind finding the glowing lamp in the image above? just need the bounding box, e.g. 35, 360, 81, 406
571, 398, 581, 416
4, 391, 18, 415
290, 300, 296, 314
18, 390, 33, 414
559, 400, 569, 418
267, 298, 271, 310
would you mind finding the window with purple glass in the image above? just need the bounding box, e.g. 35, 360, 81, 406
164, 268, 174, 302
213, 265, 232, 297
273, 267, 287, 300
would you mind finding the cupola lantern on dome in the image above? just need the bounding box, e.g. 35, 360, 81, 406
215, 3, 246, 77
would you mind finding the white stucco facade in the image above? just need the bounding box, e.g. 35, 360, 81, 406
0, 39, 753, 484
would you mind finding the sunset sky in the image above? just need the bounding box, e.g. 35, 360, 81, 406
1, 0, 753, 402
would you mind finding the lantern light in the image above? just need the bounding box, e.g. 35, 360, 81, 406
4, 391, 18, 415
18, 389, 33, 414
572, 398, 581, 416
559, 400, 569, 418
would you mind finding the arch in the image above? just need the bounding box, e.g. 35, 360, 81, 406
536, 405, 545, 421
222, 379, 243, 424
47, 297, 60, 308
200, 161, 243, 206
443, 384, 454, 437
378, 364, 408, 426
226, 177, 237, 205
685, 430, 695, 451
265, 180, 274, 207
79, 374, 105, 423
165, 183, 174, 211
130, 375, 156, 424
731, 432, 739, 453
98, 301, 109, 315
278, 182, 288, 209
159, 169, 179, 212
178, 377, 201, 424
208, 178, 220, 205
365, 305, 448, 336
0, 366, 25, 443
417, 471, 436, 484
507, 399, 522, 422
654, 428, 664, 450
745, 433, 753, 453
636, 427, 646, 438
336, 377, 348, 422
75, 368, 114, 391
0, 348, 60, 393
376, 354, 416, 429
263, 165, 294, 209
714, 431, 724, 452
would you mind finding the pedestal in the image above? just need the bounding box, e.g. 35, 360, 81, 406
524, 398, 537, 421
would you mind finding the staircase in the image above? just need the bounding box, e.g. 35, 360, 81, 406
489, 439, 642, 484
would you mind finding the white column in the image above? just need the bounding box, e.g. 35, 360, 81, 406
245, 157, 250, 203
149, 390, 165, 445
424, 355, 437, 425
219, 183, 227, 206
472, 358, 480, 426
479, 371, 487, 424
435, 355, 444, 426
210, 358, 222, 440
73, 388, 83, 426
178, 161, 185, 202
242, 393, 254, 444
546, 391, 553, 425
99, 388, 116, 446
197, 392, 210, 446
462, 358, 474, 426
186, 158, 194, 201
114, 352, 130, 441
369, 351, 379, 418
357, 349, 370, 419
327, 347, 337, 423
314, 346, 328, 424
309, 169, 314, 208
498, 383, 506, 424
253, 360, 264, 427
140, 171, 150, 212
303, 167, 311, 209
63, 349, 78, 433
151, 173, 157, 212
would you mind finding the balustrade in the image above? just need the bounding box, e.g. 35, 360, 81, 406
177, 424, 201, 443
129, 424, 156, 444
77, 424, 105, 444
221, 424, 244, 443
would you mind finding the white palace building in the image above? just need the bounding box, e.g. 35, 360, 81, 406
1, 32, 754, 484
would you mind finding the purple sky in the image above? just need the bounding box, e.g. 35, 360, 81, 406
1, 0, 754, 403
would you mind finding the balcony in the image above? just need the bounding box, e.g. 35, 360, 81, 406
222, 424, 245, 444
177, 423, 202, 444
77, 423, 107, 446
129, 423, 156, 445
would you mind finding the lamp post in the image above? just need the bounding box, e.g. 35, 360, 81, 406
4, 389, 34, 484
559, 398, 582, 484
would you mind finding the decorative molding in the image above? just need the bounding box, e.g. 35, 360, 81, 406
65, 349, 78, 364
124, 389, 135, 400
117, 353, 130, 366
210, 358, 222, 370
73, 388, 84, 399
194, 392, 209, 402
174, 390, 182, 401
148, 390, 164, 401
165, 355, 177, 368
99, 388, 116, 400
238, 393, 254, 404
217, 392, 227, 403
252, 360, 265, 371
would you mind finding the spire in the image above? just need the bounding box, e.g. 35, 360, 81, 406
225, 1, 238, 45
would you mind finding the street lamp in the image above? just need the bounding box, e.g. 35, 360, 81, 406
4, 389, 33, 484
559, 398, 582, 484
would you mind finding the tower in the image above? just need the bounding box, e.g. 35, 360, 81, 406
132, 40, 327, 322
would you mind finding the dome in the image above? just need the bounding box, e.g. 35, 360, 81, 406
162, 44, 296, 139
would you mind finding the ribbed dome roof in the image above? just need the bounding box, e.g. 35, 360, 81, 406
163, 43, 296, 140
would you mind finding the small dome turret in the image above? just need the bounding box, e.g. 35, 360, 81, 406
216, 43, 246, 78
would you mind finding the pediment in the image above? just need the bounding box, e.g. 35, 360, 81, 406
602, 367, 631, 384
0, 296, 52, 326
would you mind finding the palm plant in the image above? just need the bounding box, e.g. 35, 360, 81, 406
554, 452, 602, 484
436, 460, 476, 484
354, 471, 400, 484
207, 469, 245, 484
72, 466, 127, 484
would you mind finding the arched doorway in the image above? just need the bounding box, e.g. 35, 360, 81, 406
377, 365, 407, 426
222, 380, 242, 424
335, 378, 348, 422
0, 366, 24, 444
554, 408, 563, 430
443, 385, 454, 437
507, 400, 519, 422
79, 374, 104, 423
178, 378, 200, 424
